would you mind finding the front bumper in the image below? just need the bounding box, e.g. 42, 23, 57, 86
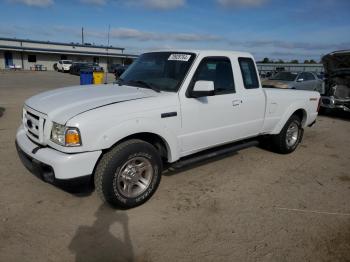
16, 125, 102, 180
321, 96, 350, 112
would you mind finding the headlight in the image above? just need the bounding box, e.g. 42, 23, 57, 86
51, 122, 82, 146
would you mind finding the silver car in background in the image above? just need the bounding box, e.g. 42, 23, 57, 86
262, 71, 323, 93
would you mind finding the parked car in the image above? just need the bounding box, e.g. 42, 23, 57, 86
262, 71, 323, 92
69, 62, 87, 75
16, 50, 320, 208
69, 62, 103, 76
57, 60, 73, 72
321, 50, 350, 112
108, 63, 121, 73
114, 65, 129, 79
91, 63, 104, 72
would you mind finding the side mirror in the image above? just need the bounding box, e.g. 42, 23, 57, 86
297, 78, 304, 82
190, 81, 215, 98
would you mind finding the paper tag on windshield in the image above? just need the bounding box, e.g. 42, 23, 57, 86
168, 54, 191, 61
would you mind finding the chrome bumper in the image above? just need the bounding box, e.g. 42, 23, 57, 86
321, 96, 350, 112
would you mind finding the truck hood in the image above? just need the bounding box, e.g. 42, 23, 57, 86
25, 84, 156, 124
322, 50, 350, 98
261, 79, 291, 89
322, 50, 350, 74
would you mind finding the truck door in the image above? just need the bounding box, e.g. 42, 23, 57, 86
179, 56, 264, 155
235, 57, 265, 138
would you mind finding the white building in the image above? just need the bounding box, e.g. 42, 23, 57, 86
0, 37, 137, 71
256, 63, 324, 74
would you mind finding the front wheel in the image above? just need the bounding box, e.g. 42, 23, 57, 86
94, 139, 162, 208
271, 115, 303, 154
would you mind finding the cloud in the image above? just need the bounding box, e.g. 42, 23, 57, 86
217, 0, 268, 7
8, 0, 53, 7
118, 0, 185, 10
79, 0, 106, 4
236, 40, 350, 51
86, 27, 221, 42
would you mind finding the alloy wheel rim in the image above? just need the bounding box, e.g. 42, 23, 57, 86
286, 121, 299, 147
114, 157, 153, 198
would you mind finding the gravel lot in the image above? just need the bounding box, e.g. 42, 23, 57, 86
0, 71, 349, 262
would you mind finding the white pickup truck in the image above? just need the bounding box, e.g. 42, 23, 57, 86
16, 50, 320, 208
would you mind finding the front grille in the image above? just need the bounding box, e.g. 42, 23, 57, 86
28, 129, 39, 139
26, 111, 39, 120
23, 107, 46, 144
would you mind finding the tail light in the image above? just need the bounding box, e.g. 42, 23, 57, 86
317, 98, 321, 112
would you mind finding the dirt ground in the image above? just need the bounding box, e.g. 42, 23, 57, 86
0, 71, 349, 262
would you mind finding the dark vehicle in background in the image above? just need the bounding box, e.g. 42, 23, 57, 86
70, 62, 87, 75
70, 62, 104, 76
262, 71, 323, 92
321, 50, 350, 112
114, 65, 129, 79
108, 63, 121, 73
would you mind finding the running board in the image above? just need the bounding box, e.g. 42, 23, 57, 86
171, 140, 259, 169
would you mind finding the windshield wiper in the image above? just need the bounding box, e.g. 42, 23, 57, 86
116, 78, 124, 86
127, 80, 161, 93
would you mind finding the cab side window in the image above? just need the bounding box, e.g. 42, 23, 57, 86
191, 57, 235, 95
238, 57, 259, 89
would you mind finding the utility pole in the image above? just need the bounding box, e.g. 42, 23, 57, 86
105, 24, 110, 84
81, 27, 84, 45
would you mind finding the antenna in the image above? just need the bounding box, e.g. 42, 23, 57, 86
81, 27, 84, 44
105, 24, 110, 84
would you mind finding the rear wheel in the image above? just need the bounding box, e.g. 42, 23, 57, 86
94, 139, 162, 208
272, 115, 303, 154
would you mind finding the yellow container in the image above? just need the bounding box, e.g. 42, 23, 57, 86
93, 71, 105, 85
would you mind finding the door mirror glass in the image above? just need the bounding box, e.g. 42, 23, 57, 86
190, 81, 215, 98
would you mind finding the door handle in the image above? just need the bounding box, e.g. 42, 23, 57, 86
232, 100, 242, 106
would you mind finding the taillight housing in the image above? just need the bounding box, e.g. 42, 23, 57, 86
317, 98, 321, 112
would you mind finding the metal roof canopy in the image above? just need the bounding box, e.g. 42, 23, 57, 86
0, 37, 125, 51
0, 45, 137, 58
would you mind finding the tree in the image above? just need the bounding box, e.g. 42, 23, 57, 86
261, 57, 270, 63
309, 59, 317, 64
277, 59, 285, 64
304, 60, 310, 64
290, 59, 299, 64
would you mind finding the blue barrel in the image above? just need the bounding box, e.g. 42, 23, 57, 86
80, 70, 93, 85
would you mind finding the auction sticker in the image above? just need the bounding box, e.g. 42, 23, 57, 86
168, 54, 191, 61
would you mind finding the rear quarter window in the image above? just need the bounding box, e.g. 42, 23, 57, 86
238, 57, 259, 89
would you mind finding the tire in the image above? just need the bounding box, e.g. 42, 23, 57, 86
271, 115, 303, 154
94, 139, 162, 209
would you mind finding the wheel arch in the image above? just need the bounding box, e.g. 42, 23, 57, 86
115, 132, 171, 162
293, 108, 307, 126
271, 106, 308, 134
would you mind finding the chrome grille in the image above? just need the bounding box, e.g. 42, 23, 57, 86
23, 107, 46, 144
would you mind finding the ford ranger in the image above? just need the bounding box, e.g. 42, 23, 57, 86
16, 50, 320, 208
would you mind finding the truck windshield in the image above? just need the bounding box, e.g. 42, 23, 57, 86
119, 52, 196, 92
270, 72, 298, 81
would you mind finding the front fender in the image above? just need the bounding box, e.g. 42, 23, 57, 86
93, 118, 180, 162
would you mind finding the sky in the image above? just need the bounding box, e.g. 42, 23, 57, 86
0, 0, 349, 61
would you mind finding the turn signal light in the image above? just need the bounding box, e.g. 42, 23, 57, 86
65, 129, 81, 146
